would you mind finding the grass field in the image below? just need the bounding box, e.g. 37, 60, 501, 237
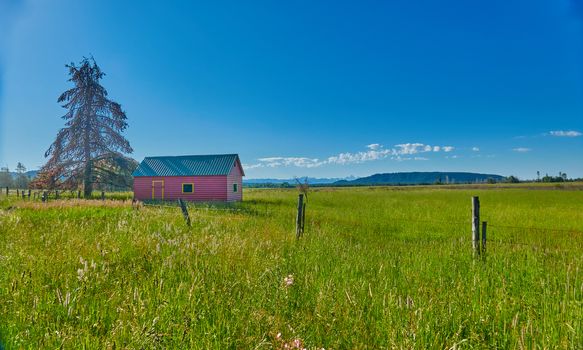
1, 185, 582, 349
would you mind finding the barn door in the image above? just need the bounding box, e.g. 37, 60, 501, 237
152, 180, 164, 200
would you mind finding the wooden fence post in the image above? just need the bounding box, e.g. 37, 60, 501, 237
178, 199, 191, 227
28, 189, 31, 199
301, 201, 306, 233
17, 189, 19, 197
77, 190, 81, 199
101, 191, 105, 201
482, 221, 487, 252
5, 187, 8, 196
472, 196, 480, 255
296, 194, 304, 238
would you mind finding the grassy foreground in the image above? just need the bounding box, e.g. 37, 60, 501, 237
0, 186, 582, 349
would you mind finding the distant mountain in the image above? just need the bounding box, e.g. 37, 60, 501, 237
334, 172, 505, 185
244, 176, 355, 185
9, 170, 39, 179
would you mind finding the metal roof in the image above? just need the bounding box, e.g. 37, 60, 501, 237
132, 154, 243, 177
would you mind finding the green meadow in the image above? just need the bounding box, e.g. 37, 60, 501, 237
0, 185, 582, 349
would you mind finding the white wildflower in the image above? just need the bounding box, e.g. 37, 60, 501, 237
283, 274, 294, 287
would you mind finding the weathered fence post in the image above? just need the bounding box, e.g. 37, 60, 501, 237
5, 187, 8, 196
301, 201, 306, 233
482, 221, 487, 252
28, 189, 31, 199
296, 194, 304, 238
77, 190, 81, 199
178, 199, 191, 227
17, 189, 19, 197
472, 196, 480, 255
101, 191, 105, 201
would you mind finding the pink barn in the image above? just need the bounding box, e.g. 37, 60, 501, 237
132, 154, 244, 202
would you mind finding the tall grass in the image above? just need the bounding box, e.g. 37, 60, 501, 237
0, 186, 582, 348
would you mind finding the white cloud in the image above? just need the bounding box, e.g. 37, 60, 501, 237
243, 142, 459, 169
242, 163, 264, 170
471, 147, 480, 152
549, 130, 582, 137
326, 148, 393, 165
257, 157, 323, 168
513, 147, 531, 153
395, 143, 425, 155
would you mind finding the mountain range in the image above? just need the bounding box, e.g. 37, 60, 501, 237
244, 177, 354, 185
245, 172, 505, 186
7, 170, 39, 179
333, 172, 505, 185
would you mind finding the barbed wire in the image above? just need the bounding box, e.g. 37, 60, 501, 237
5, 193, 583, 248
487, 224, 583, 235
383, 217, 468, 226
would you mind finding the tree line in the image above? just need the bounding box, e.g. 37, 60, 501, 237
0, 163, 31, 188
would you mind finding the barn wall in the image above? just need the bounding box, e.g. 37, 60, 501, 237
227, 162, 243, 202
134, 176, 228, 201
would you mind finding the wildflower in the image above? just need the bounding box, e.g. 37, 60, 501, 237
77, 256, 88, 281
77, 268, 85, 281
283, 274, 294, 287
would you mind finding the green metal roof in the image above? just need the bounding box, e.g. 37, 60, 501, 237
132, 154, 242, 177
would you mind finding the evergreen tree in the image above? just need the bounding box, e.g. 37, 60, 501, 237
0, 167, 13, 188
41, 57, 134, 197
14, 162, 30, 189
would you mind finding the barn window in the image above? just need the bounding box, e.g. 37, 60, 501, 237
182, 183, 194, 193
233, 183, 238, 192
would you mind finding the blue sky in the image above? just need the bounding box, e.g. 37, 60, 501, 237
1, 0, 582, 179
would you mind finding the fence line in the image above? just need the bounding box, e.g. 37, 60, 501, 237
4, 191, 582, 251
384, 217, 468, 226
486, 224, 583, 235
142, 202, 247, 221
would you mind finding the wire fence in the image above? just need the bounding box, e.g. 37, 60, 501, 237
487, 223, 583, 235
3, 190, 582, 252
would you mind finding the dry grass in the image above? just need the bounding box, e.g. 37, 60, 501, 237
14, 199, 134, 209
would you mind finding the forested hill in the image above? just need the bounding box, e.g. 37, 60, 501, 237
334, 172, 505, 185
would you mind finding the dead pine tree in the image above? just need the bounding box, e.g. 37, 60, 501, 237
39, 57, 135, 198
